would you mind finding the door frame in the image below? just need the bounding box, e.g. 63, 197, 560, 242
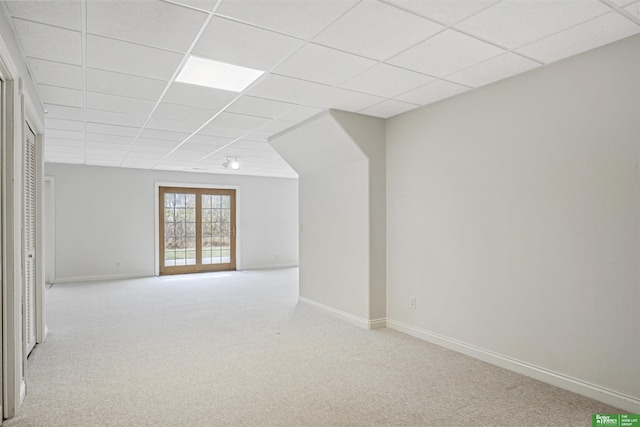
154, 182, 241, 276
43, 176, 55, 286
1, 28, 46, 421
0, 46, 21, 420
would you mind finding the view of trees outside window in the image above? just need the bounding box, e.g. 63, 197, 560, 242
163, 192, 231, 266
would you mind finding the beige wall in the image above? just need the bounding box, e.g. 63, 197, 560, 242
386, 35, 640, 410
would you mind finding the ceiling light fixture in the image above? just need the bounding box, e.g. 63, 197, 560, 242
223, 157, 240, 170
176, 56, 264, 92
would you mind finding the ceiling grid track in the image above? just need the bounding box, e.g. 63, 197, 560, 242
3, 0, 638, 176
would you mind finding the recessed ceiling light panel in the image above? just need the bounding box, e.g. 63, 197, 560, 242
176, 56, 264, 92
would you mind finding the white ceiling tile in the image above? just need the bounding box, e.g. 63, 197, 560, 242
360, 99, 419, 118
45, 145, 84, 154
164, 150, 206, 161
611, 0, 638, 6
341, 63, 435, 98
5, 0, 82, 30
28, 58, 83, 90
626, 2, 640, 17
46, 129, 85, 141
232, 140, 272, 151
138, 129, 190, 142
394, 79, 470, 105
244, 131, 274, 142
198, 124, 249, 139
180, 141, 227, 153
259, 120, 297, 134
12, 19, 81, 65
131, 139, 179, 152
86, 149, 128, 159
314, 1, 443, 60
219, 146, 273, 158
86, 92, 155, 116
274, 43, 376, 86
517, 12, 640, 64
146, 117, 202, 134
385, 0, 499, 25
247, 74, 330, 104
86, 123, 140, 137
45, 118, 84, 132
277, 105, 324, 122
454, 0, 611, 49
389, 29, 504, 77
227, 96, 296, 119
86, 109, 147, 128
44, 104, 84, 121
45, 138, 84, 148
193, 16, 304, 71
87, 0, 207, 52
187, 134, 233, 146
172, 0, 217, 11
124, 149, 165, 157
216, 0, 358, 40
447, 53, 540, 88
86, 68, 167, 101
87, 35, 183, 80
39, 85, 84, 108
86, 142, 132, 151
86, 133, 135, 145
163, 82, 237, 110
153, 102, 217, 123
305, 87, 385, 112
122, 159, 162, 168
210, 112, 271, 130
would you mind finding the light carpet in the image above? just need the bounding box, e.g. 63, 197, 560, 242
6, 268, 621, 426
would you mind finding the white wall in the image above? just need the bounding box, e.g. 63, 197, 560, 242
299, 159, 370, 319
271, 111, 386, 327
386, 35, 640, 411
45, 163, 298, 281
333, 111, 387, 321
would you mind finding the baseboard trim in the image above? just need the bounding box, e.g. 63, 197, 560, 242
298, 297, 384, 330
19, 380, 26, 405
241, 263, 299, 271
369, 318, 387, 329
386, 318, 640, 413
54, 273, 150, 284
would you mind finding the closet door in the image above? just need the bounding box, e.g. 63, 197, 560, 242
24, 123, 37, 355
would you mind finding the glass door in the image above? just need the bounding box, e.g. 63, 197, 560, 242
159, 187, 236, 275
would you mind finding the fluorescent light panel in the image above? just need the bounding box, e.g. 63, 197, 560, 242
176, 56, 264, 92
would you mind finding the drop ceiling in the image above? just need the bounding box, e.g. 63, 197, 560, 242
2, 0, 639, 179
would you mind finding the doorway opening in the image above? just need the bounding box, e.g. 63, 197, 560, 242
159, 187, 236, 275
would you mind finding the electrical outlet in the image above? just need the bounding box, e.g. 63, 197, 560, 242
410, 296, 416, 309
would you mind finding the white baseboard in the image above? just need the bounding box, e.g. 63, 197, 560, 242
298, 297, 384, 330
19, 380, 26, 405
386, 318, 640, 414
241, 263, 299, 271
53, 273, 150, 284
369, 318, 387, 329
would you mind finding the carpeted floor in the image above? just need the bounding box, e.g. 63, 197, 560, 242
6, 268, 621, 426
